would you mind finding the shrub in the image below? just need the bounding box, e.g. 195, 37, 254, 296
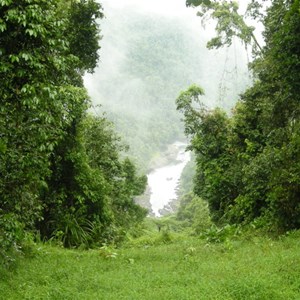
0, 212, 25, 267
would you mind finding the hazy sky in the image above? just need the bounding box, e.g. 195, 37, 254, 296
102, 0, 250, 16
102, 0, 194, 16
100, 0, 259, 39
85, 0, 252, 114
100, 0, 264, 51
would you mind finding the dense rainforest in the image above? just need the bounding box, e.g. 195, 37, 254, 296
0, 0, 299, 285
176, 0, 300, 232
1, 0, 300, 298
0, 0, 147, 262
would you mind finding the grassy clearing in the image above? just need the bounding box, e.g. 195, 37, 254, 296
1, 229, 300, 300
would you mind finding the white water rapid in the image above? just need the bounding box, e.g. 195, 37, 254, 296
148, 142, 190, 217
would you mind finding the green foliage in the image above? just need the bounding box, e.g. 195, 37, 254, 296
178, 1, 300, 232
200, 224, 241, 243
186, 0, 263, 52
0, 0, 147, 264
177, 193, 212, 233
175, 84, 205, 136
99, 243, 118, 259
38, 114, 147, 247
1, 232, 300, 299
177, 157, 196, 197
0, 212, 24, 267
1, 0, 73, 228
176, 90, 235, 222
51, 211, 94, 248
0, 0, 89, 262
66, 0, 103, 72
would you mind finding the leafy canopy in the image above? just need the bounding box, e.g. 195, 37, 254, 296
186, 0, 264, 52
178, 0, 300, 231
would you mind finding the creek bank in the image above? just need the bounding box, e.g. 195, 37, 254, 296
135, 141, 190, 217
147, 142, 186, 172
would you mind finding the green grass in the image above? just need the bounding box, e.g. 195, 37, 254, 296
1, 231, 300, 299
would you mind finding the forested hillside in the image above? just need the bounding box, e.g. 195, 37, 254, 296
84, 2, 250, 169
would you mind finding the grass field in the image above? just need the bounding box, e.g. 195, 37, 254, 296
1, 229, 300, 300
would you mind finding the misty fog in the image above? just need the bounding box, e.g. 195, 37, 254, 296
84, 0, 251, 168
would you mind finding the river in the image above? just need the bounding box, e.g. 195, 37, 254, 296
148, 142, 190, 217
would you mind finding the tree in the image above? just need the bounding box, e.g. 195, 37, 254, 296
177, 193, 212, 233
66, 0, 103, 72
0, 0, 86, 226
0, 0, 104, 255
176, 85, 238, 222
82, 116, 147, 233
186, 0, 263, 52
180, 0, 300, 231
38, 114, 147, 247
